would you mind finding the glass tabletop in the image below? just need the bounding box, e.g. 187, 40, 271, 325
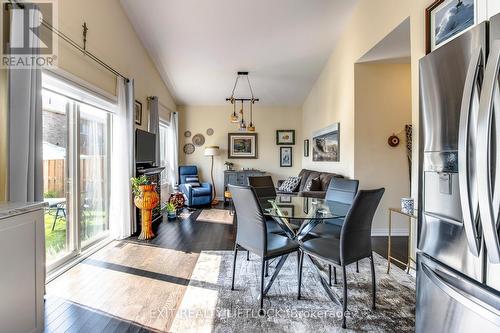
259, 195, 350, 220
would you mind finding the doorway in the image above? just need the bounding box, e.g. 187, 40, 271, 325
42, 74, 112, 272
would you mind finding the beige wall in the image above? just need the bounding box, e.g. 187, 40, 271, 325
354, 63, 412, 234
0, 0, 177, 201
56, 0, 176, 125
178, 105, 302, 198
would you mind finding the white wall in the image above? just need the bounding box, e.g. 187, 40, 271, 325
178, 105, 303, 198
354, 63, 412, 235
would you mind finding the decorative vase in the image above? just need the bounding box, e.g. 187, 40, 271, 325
401, 197, 414, 214
167, 210, 177, 220
134, 184, 160, 240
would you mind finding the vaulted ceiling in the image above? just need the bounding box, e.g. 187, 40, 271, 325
121, 0, 359, 106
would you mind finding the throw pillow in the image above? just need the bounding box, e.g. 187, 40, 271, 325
185, 176, 200, 187
304, 176, 321, 191
278, 176, 302, 192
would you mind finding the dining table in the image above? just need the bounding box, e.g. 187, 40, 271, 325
258, 194, 352, 305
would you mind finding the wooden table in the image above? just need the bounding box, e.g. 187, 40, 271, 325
387, 207, 417, 274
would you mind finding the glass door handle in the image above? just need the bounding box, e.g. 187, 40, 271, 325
458, 47, 483, 257
477, 40, 500, 264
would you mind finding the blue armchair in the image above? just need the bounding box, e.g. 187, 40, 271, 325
178, 165, 213, 207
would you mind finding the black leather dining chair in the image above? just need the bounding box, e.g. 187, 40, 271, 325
229, 184, 300, 314
307, 178, 359, 282
248, 176, 299, 276
298, 188, 385, 329
248, 175, 277, 198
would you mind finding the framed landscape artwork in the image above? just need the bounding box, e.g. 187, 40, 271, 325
426, 0, 476, 53
228, 133, 258, 159
312, 123, 340, 162
280, 147, 292, 167
276, 130, 295, 145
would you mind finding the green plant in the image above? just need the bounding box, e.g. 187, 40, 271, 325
44, 190, 58, 198
130, 175, 149, 197
224, 161, 234, 169
165, 202, 176, 213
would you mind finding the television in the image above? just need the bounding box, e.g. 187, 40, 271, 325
136, 129, 156, 164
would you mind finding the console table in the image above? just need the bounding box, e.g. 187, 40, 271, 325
224, 169, 265, 203
387, 207, 417, 274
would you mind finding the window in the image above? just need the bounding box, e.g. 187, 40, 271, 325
159, 121, 170, 202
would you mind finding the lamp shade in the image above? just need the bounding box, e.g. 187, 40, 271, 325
204, 146, 220, 156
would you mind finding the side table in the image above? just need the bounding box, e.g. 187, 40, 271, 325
387, 207, 417, 274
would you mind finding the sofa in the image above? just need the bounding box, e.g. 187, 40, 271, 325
178, 165, 213, 206
277, 169, 343, 198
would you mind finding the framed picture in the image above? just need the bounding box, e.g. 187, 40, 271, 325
304, 139, 309, 157
280, 147, 293, 167
277, 204, 294, 218
228, 133, 258, 159
426, 0, 476, 54
277, 195, 292, 203
134, 100, 142, 125
276, 129, 295, 145
312, 123, 340, 162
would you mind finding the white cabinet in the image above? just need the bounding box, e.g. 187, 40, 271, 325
0, 204, 46, 333
488, 0, 500, 18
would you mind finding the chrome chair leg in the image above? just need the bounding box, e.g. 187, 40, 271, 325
356, 260, 359, 273
333, 266, 337, 284
329, 265, 332, 287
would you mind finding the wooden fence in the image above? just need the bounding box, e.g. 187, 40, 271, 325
43, 158, 106, 198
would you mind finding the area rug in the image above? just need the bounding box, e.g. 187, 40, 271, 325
196, 209, 234, 225
169, 251, 415, 332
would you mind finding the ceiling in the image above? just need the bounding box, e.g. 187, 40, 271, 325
357, 18, 411, 64
121, 0, 359, 106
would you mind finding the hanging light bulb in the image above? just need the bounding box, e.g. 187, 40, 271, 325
247, 99, 255, 132
229, 97, 239, 123
239, 100, 247, 131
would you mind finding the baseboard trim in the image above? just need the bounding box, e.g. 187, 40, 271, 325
371, 228, 409, 236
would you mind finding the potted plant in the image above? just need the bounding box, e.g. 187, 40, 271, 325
165, 202, 177, 220
224, 161, 234, 170
130, 175, 159, 240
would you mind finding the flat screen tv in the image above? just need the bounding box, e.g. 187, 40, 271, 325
136, 129, 156, 164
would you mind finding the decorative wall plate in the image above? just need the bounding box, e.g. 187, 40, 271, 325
206, 128, 214, 136
192, 133, 205, 146
183, 143, 195, 154
184, 131, 192, 137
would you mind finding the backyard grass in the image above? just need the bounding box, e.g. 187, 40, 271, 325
44, 209, 107, 262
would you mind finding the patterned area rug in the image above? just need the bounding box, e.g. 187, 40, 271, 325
196, 209, 234, 225
170, 251, 415, 332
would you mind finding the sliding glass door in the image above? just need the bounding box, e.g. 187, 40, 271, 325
42, 79, 112, 270
79, 104, 110, 247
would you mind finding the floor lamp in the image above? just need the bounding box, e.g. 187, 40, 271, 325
204, 146, 220, 205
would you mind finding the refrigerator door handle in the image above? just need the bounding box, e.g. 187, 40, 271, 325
421, 262, 500, 325
458, 46, 483, 257
477, 41, 500, 264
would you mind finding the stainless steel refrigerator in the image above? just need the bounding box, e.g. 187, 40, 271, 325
417, 13, 500, 332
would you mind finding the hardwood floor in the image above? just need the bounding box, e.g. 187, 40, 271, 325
44, 204, 408, 332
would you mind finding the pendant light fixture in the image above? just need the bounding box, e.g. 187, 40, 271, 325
226, 72, 259, 131
229, 97, 239, 123
239, 100, 247, 130
247, 98, 255, 132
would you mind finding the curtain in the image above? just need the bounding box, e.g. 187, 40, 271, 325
167, 112, 179, 192
148, 96, 160, 166
110, 77, 135, 239
8, 5, 43, 202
